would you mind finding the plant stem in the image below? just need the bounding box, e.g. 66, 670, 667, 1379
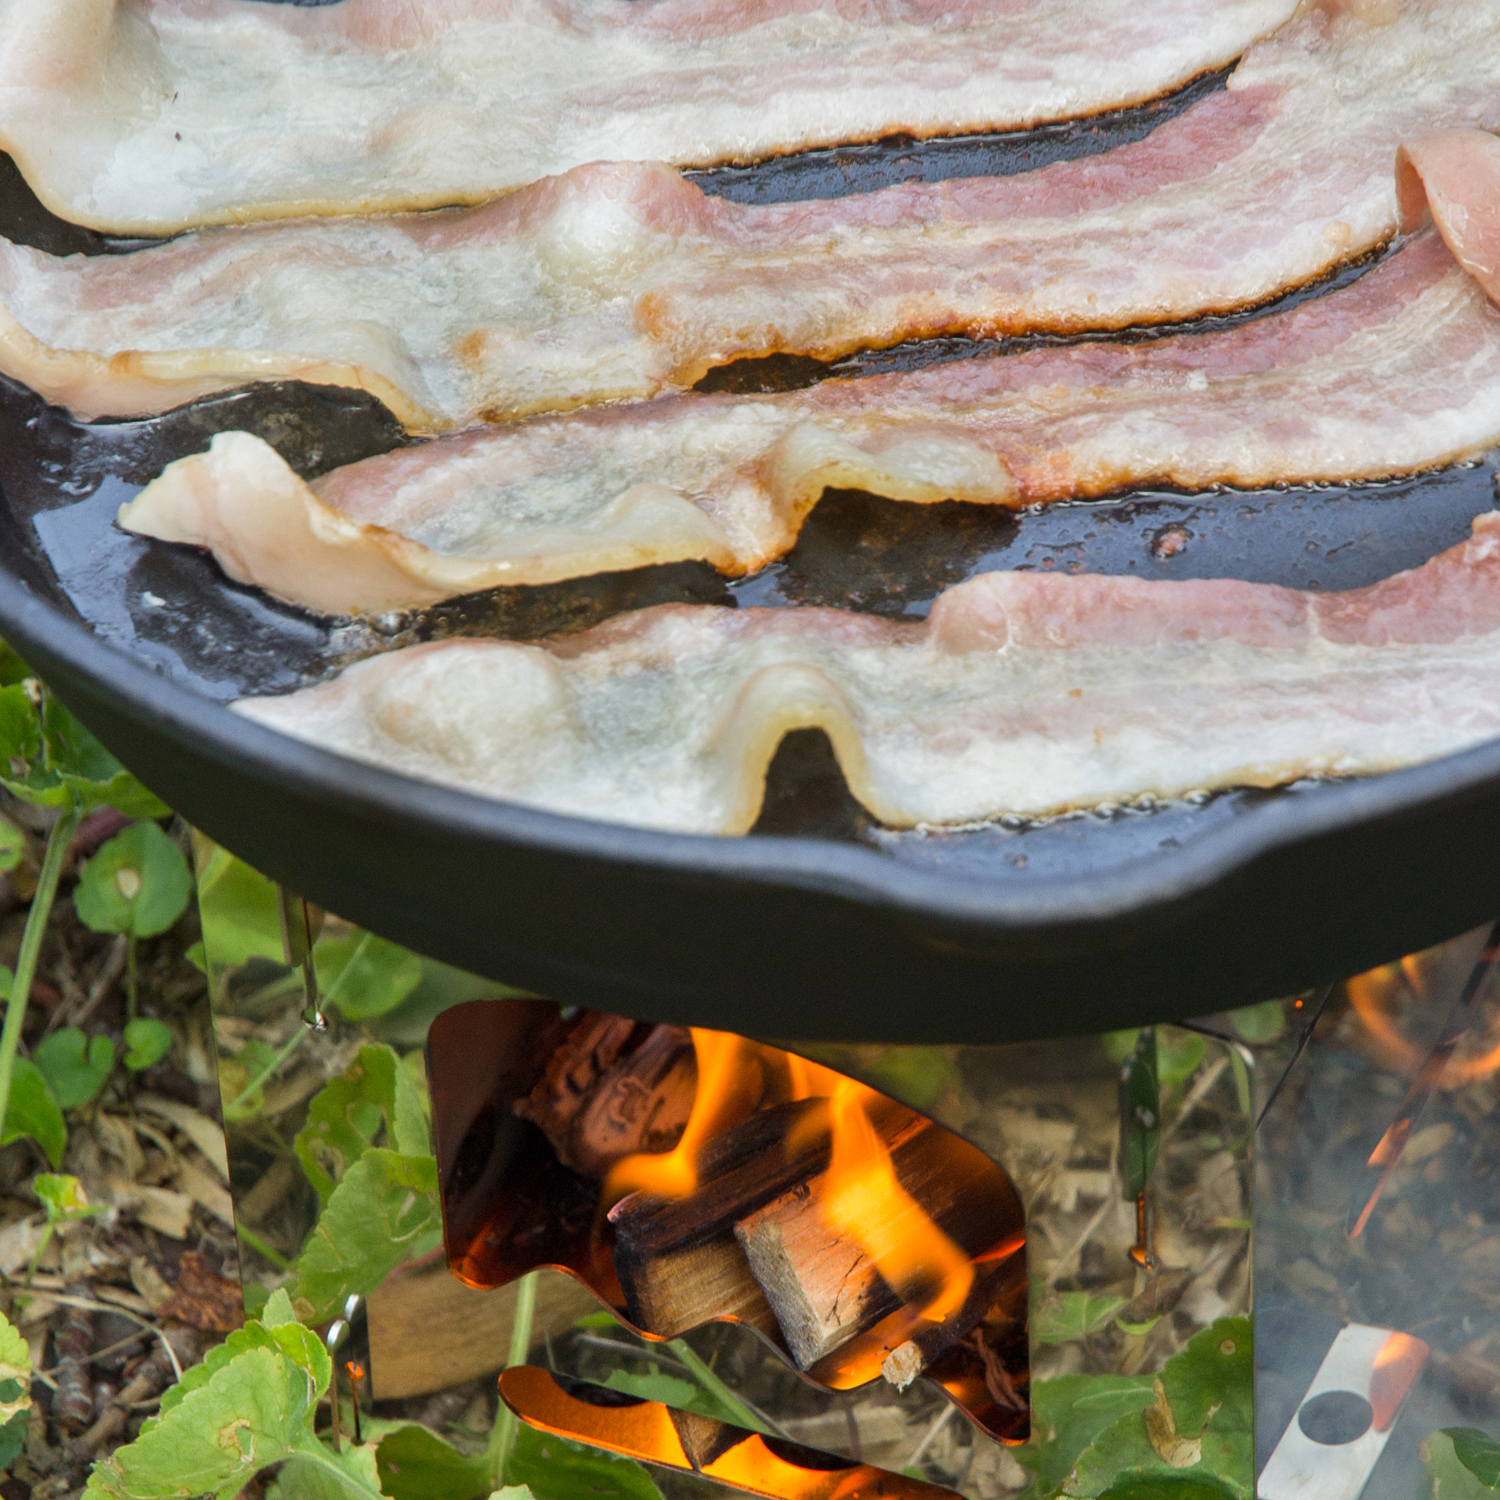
487, 1270, 538, 1485
23, 1223, 54, 1290
236, 1223, 293, 1272
223, 1024, 312, 1118
0, 803, 80, 1138
667, 1338, 776, 1435
125, 936, 137, 1021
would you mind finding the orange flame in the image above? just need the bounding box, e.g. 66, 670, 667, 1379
818, 1079, 974, 1324
603, 1028, 760, 1203
1347, 963, 1500, 1087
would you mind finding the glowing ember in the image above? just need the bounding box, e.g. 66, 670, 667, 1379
818, 1079, 975, 1324
603, 1028, 761, 1203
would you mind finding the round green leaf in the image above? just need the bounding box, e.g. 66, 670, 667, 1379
32, 1028, 115, 1109
122, 1018, 174, 1073
74, 822, 193, 938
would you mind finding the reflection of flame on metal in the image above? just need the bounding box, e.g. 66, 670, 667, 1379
1346, 955, 1500, 1087
1258, 1324, 1428, 1500
1347, 918, 1500, 1239
427, 1001, 1029, 1442
820, 1080, 974, 1326
499, 1365, 963, 1500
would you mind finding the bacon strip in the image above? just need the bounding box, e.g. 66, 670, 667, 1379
1398, 130, 1500, 304
0, 0, 1296, 237
3, 0, 1497, 426
119, 235, 1500, 615
234, 511, 1500, 834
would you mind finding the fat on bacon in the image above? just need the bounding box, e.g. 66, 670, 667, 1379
233, 510, 1500, 834
1, 0, 1496, 428
118, 233, 1500, 614
0, 0, 1296, 236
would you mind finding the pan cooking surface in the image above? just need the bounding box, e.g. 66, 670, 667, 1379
1, 71, 1498, 893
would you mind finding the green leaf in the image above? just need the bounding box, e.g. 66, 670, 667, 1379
0, 1306, 31, 1444
376, 1424, 492, 1500
602, 1370, 700, 1408
194, 847, 286, 972
505, 1421, 663, 1500
268, 1440, 390, 1500
1444, 1430, 1500, 1490
1227, 1000, 1285, 1045
1120, 1029, 1160, 1199
1099, 1476, 1237, 1500
74, 822, 192, 938
33, 1173, 104, 1225
42, 697, 168, 817
33, 1028, 115, 1109
296, 1045, 431, 1206
0, 643, 30, 688
1023, 1374, 1155, 1497
573, 1311, 620, 1330
261, 1287, 299, 1328
1158, 1029, 1206, 1097
0, 819, 24, 876
315, 932, 423, 1022
1, 1059, 66, 1168
269, 1446, 389, 1500
1061, 1319, 1254, 1500
0, 686, 166, 816
294, 1149, 442, 1322
0, 1411, 25, 1473
86, 1338, 322, 1500
861, 1046, 959, 1111
122, 1019, 174, 1073
1034, 1292, 1129, 1345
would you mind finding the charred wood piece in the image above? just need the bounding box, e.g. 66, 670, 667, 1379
516, 1015, 696, 1178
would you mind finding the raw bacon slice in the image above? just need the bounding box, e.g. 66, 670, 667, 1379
3, 0, 1498, 426
233, 511, 1500, 835
119, 235, 1500, 616
1398, 130, 1500, 304
0, 0, 1297, 237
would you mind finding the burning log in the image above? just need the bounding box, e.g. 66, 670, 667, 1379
608, 1098, 840, 1340
735, 1105, 1018, 1369
880, 1247, 1024, 1391
515, 1014, 698, 1178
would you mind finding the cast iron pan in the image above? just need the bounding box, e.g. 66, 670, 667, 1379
2, 64, 1500, 1041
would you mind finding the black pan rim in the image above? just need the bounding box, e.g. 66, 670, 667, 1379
10, 555, 1500, 937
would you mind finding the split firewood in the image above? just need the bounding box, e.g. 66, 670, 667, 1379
880, 1251, 1024, 1391
668, 1407, 746, 1471
735, 1111, 1021, 1369
516, 1015, 698, 1178
609, 1098, 842, 1340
